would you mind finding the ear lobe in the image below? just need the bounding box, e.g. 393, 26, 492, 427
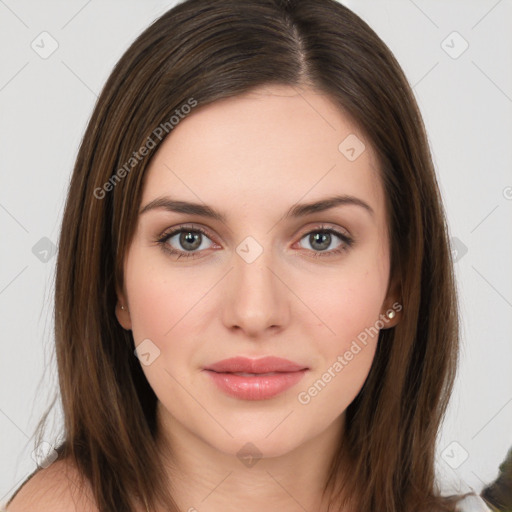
381, 273, 403, 328
115, 302, 132, 331
115, 288, 132, 331
382, 302, 402, 328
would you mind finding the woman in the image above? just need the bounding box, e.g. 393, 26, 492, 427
5, 0, 491, 510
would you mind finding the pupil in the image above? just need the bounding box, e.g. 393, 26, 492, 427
311, 232, 330, 251
180, 231, 201, 251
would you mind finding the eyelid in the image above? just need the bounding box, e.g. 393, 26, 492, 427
292, 223, 354, 254
157, 223, 219, 246
156, 222, 354, 259
294, 222, 352, 241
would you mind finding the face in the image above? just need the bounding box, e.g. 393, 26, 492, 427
116, 84, 400, 462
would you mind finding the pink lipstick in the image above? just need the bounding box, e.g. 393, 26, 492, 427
203, 356, 308, 400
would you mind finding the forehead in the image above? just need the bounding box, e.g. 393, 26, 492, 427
141, 84, 385, 221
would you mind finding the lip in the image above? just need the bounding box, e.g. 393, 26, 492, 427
203, 356, 309, 400
203, 356, 308, 373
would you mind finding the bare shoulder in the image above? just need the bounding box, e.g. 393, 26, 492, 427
6, 458, 98, 512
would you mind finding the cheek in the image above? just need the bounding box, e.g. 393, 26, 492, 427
128, 274, 176, 343
303, 251, 389, 351
294, 248, 388, 411
124, 250, 198, 402
124, 244, 220, 387
124, 242, 202, 342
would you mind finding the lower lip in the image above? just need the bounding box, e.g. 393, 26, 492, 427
204, 369, 308, 400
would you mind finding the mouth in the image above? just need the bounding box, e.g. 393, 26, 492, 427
211, 371, 285, 377
202, 357, 309, 400
203, 355, 309, 374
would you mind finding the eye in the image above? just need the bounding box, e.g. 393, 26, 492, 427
157, 225, 216, 259
156, 223, 354, 260
296, 225, 354, 258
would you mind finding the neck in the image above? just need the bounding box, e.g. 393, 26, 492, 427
154, 404, 349, 512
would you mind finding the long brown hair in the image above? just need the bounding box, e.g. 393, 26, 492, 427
26, 0, 465, 510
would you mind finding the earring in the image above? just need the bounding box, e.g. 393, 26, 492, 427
386, 310, 396, 319
120, 305, 127, 311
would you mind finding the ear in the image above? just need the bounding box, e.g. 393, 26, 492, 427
115, 287, 132, 331
380, 273, 402, 329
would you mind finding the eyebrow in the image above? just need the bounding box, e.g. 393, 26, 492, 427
139, 194, 374, 222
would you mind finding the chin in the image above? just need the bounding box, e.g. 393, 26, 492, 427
212, 436, 302, 463
205, 419, 312, 461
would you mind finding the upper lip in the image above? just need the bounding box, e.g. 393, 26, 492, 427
204, 356, 308, 373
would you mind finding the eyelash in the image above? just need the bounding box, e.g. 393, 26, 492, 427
156, 224, 354, 260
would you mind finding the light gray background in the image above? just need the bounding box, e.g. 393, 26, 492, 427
1, 0, 511, 507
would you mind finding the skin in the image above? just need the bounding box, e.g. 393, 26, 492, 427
116, 84, 401, 512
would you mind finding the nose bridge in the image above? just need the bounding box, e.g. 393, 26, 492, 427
222, 234, 288, 335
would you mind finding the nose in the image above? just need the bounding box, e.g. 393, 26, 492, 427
221, 242, 290, 338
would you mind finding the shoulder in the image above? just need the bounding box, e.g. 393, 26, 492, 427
4, 458, 98, 512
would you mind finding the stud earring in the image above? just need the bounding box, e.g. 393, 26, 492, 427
120, 305, 127, 311
387, 310, 396, 319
